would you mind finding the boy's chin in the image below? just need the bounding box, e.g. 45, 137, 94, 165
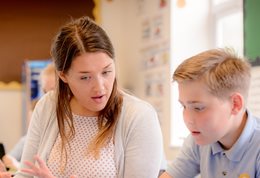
194, 138, 212, 146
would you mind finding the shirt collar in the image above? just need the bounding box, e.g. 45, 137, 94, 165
211, 110, 255, 161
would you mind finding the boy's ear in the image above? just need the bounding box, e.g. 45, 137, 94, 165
58, 71, 68, 83
230, 93, 244, 114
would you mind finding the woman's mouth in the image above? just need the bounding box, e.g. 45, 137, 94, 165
92, 95, 105, 103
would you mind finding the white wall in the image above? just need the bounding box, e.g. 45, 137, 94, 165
100, 0, 175, 160
0, 87, 23, 152
100, 1, 130, 89
170, 0, 212, 147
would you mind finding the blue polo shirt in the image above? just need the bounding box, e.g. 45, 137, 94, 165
167, 111, 260, 178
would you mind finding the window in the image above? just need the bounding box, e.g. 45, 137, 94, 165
214, 0, 243, 55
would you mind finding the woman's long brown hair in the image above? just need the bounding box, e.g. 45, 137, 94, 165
51, 16, 123, 164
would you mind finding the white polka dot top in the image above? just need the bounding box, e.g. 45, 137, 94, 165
47, 114, 117, 178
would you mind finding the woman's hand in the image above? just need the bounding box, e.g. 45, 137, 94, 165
21, 155, 77, 178
0, 160, 6, 172
0, 172, 12, 178
21, 155, 55, 178
2, 155, 18, 171
0, 161, 12, 178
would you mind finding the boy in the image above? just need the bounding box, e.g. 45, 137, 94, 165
161, 48, 260, 178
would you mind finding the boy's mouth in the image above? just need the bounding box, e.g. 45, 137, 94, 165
191, 131, 201, 136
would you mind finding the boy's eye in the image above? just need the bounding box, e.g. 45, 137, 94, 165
178, 102, 186, 109
193, 106, 205, 111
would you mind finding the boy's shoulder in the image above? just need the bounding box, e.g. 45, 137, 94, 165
251, 114, 260, 140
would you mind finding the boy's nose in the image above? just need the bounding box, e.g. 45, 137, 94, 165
183, 111, 195, 126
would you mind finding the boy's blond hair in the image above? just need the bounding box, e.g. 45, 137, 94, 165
173, 48, 251, 100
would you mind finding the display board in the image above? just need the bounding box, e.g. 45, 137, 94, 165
244, 0, 260, 118
244, 0, 260, 66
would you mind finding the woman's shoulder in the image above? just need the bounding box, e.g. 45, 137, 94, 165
33, 91, 56, 117
121, 91, 156, 112
36, 90, 56, 106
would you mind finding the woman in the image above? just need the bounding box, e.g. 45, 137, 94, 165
1, 16, 163, 178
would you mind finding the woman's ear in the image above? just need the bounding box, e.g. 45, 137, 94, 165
230, 93, 244, 114
58, 71, 68, 83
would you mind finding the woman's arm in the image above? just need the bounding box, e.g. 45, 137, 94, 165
14, 98, 47, 178
123, 104, 163, 178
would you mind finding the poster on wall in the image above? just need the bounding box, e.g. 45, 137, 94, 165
140, 40, 169, 125
136, 0, 170, 126
141, 19, 151, 41
140, 41, 169, 70
141, 15, 165, 43
144, 72, 165, 98
152, 15, 163, 40
136, 0, 146, 16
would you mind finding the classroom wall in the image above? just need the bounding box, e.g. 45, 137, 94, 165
100, 0, 176, 160
100, 0, 213, 162
0, 0, 94, 83
0, 0, 95, 152
0, 84, 22, 152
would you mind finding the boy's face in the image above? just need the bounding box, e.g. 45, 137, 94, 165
178, 80, 234, 146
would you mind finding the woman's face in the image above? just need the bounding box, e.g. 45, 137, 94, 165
59, 52, 116, 116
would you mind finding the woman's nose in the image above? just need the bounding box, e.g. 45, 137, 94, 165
93, 76, 105, 91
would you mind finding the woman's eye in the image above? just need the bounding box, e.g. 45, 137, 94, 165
103, 70, 112, 75
81, 76, 91, 80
